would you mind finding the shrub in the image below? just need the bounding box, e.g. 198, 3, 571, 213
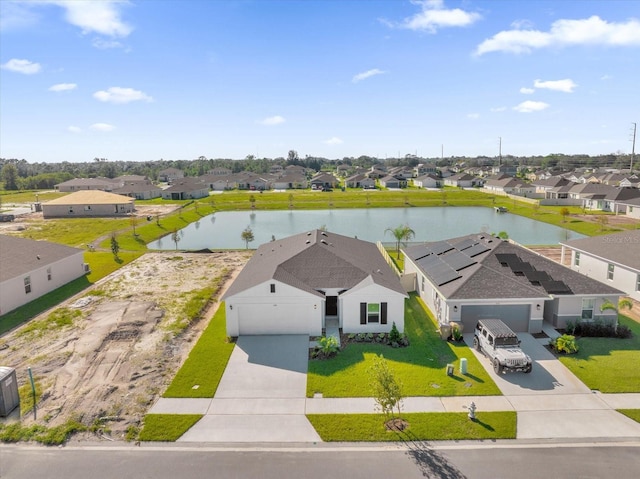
318, 336, 339, 356
615, 324, 632, 339
551, 334, 579, 354
451, 323, 463, 342
389, 322, 401, 343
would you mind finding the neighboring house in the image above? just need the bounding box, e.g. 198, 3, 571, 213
310, 173, 339, 190
345, 173, 376, 189
582, 187, 640, 213
413, 174, 442, 189
483, 176, 535, 197
113, 182, 163, 200
379, 175, 407, 189
491, 164, 518, 177
0, 235, 87, 315
336, 164, 351, 177
619, 177, 640, 189
403, 233, 621, 334
54, 177, 115, 192
560, 230, 640, 302
42, 191, 134, 218
413, 163, 437, 177
158, 168, 184, 182
161, 179, 209, 200
272, 173, 308, 190
199, 174, 238, 191
617, 197, 640, 219
532, 176, 574, 198
222, 230, 408, 336
444, 173, 476, 188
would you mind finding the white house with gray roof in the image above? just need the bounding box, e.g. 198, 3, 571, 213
560, 230, 640, 302
0, 235, 86, 316
403, 233, 621, 334
222, 230, 408, 336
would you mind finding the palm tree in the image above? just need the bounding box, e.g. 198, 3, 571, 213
385, 224, 415, 259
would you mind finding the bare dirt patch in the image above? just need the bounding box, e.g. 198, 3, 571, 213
0, 251, 251, 441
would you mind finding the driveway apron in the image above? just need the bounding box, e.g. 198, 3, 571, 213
178, 335, 321, 443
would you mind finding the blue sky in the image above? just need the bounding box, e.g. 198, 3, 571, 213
1, 0, 639, 163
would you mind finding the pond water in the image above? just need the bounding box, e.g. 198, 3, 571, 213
148, 207, 584, 250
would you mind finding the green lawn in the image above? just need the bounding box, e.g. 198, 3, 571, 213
618, 409, 640, 423
138, 414, 202, 441
162, 303, 234, 398
307, 294, 501, 397
307, 411, 516, 441
557, 316, 640, 393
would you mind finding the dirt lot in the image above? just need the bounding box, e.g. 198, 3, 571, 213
0, 251, 251, 440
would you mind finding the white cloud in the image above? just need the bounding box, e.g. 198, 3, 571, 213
600, 74, 613, 80
67, 126, 82, 133
1, 58, 41, 74
259, 115, 285, 126
467, 113, 480, 120
520, 87, 535, 94
0, 1, 40, 30
476, 15, 640, 55
324, 137, 344, 145
47, 0, 133, 37
534, 78, 577, 92
90, 123, 115, 132
93, 87, 153, 104
352, 68, 386, 83
92, 38, 124, 49
490, 106, 507, 112
49, 83, 77, 92
391, 0, 481, 33
513, 100, 550, 113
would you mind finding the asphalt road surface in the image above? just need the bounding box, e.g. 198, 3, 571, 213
1, 441, 639, 479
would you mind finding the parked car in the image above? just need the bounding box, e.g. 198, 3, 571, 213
473, 319, 532, 374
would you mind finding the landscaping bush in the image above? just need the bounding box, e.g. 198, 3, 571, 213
565, 318, 632, 339
550, 334, 579, 354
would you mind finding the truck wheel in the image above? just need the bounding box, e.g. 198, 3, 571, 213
493, 358, 503, 374
472, 336, 480, 351
524, 364, 533, 374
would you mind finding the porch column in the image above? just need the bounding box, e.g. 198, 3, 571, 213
560, 245, 566, 266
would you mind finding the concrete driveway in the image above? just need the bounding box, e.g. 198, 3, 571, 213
178, 335, 321, 443
464, 332, 591, 396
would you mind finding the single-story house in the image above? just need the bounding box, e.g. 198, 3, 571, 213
310, 173, 339, 190
483, 176, 536, 196
161, 179, 209, 200
222, 230, 408, 336
272, 173, 308, 190
617, 197, 640, 219
54, 177, 116, 192
413, 163, 437, 177
199, 174, 238, 191
158, 168, 184, 182
42, 190, 134, 218
444, 173, 476, 188
379, 175, 407, 189
560, 230, 640, 302
0, 235, 87, 315
582, 187, 640, 213
403, 233, 622, 334
413, 174, 442, 189
113, 183, 163, 200
345, 173, 376, 189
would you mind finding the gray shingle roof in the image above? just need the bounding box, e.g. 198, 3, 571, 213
405, 233, 622, 300
561, 230, 640, 272
0, 235, 84, 282
222, 230, 407, 299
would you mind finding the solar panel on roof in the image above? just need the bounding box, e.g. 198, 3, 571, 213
452, 238, 476, 251
541, 280, 573, 294
524, 270, 551, 283
430, 241, 455, 255
509, 261, 534, 273
417, 254, 441, 269
441, 250, 476, 271
408, 245, 432, 261
495, 253, 520, 266
465, 243, 490, 257
429, 263, 462, 286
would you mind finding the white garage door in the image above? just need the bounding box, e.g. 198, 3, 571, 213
460, 304, 531, 332
238, 304, 311, 335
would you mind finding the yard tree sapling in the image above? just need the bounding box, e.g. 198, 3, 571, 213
369, 354, 404, 420
241, 226, 254, 249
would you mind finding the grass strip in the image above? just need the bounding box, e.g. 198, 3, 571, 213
307, 294, 500, 397
0, 420, 86, 445
162, 303, 234, 398
138, 414, 202, 441
307, 411, 516, 441
617, 409, 640, 423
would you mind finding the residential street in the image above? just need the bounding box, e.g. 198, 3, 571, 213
1, 442, 639, 479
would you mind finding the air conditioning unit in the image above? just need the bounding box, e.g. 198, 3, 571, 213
83, 263, 91, 274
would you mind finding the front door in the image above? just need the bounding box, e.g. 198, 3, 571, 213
326, 296, 338, 316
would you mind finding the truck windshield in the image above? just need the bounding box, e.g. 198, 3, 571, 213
495, 337, 519, 347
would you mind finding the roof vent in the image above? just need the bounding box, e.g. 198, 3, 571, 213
321, 239, 328, 245
307, 231, 312, 236
305, 240, 311, 244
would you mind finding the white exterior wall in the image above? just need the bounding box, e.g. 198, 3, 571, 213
0, 251, 86, 315
224, 280, 322, 337
43, 202, 133, 218
341, 282, 406, 334
624, 205, 640, 219
569, 250, 640, 302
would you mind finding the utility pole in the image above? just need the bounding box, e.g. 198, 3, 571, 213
631, 122, 637, 172
498, 137, 502, 167
441, 144, 444, 161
